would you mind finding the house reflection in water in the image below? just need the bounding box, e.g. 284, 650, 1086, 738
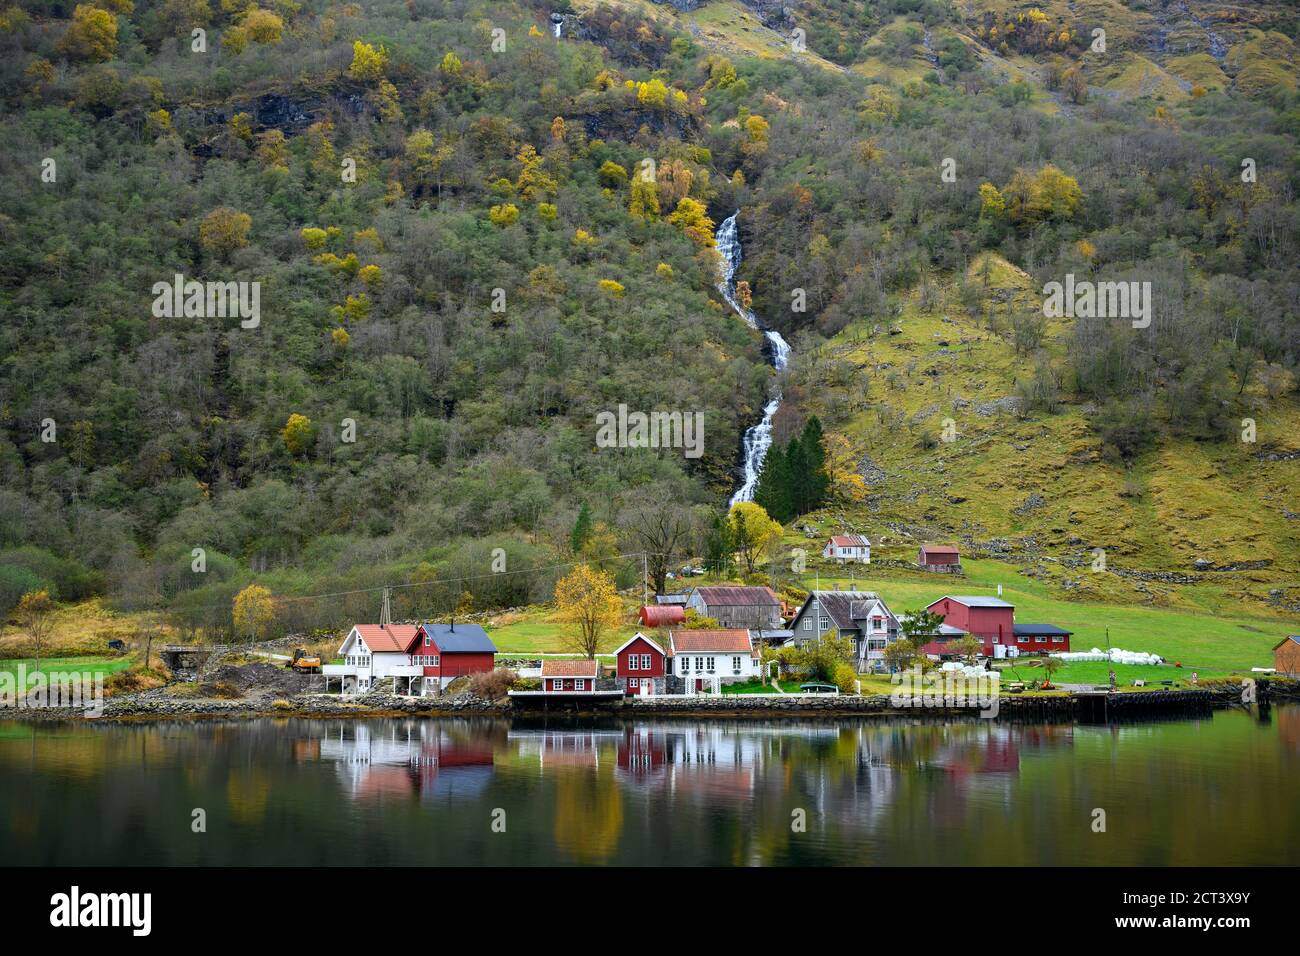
507, 727, 623, 772
318, 721, 495, 802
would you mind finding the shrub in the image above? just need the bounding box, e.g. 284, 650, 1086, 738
466, 668, 518, 700
105, 665, 169, 696
832, 662, 858, 694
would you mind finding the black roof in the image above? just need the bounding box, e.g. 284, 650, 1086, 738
1013, 623, 1073, 636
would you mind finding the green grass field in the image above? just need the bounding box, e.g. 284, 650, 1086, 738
0, 656, 133, 680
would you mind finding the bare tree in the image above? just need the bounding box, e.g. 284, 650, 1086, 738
620, 483, 702, 597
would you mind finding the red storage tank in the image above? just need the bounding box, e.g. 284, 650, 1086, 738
639, 605, 686, 627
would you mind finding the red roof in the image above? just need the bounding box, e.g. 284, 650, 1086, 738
541, 659, 599, 678
668, 629, 753, 655
639, 605, 686, 627
921, 545, 960, 555
692, 586, 780, 607
353, 624, 420, 653
828, 534, 869, 547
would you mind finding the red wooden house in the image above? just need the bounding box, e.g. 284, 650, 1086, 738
541, 659, 599, 692
918, 596, 1072, 658
614, 632, 666, 695
922, 595, 1015, 656
415, 623, 497, 694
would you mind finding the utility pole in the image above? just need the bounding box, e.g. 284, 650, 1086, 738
380, 587, 392, 627
642, 551, 649, 606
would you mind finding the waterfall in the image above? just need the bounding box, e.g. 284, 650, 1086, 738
554, 22, 562, 38
715, 212, 792, 507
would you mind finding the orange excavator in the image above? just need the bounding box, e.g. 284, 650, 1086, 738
285, 648, 322, 673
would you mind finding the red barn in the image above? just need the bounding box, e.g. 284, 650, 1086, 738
919, 544, 961, 567
614, 632, 666, 695
541, 659, 599, 692
923, 595, 1015, 656
415, 623, 497, 693
638, 605, 685, 628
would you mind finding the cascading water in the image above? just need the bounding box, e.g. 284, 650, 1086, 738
715, 212, 792, 506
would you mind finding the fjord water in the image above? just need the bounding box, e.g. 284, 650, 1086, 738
715, 213, 792, 506
2, 710, 1297, 866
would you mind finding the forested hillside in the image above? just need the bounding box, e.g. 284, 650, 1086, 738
0, 0, 1297, 637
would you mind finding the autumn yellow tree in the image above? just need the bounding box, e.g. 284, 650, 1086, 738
59, 5, 118, 62
515, 144, 557, 201
666, 196, 715, 248
198, 206, 251, 259
18, 590, 55, 676
822, 433, 868, 502
349, 40, 388, 82
241, 6, 282, 44
233, 584, 275, 642
727, 501, 782, 575
554, 564, 622, 659
281, 413, 314, 457
628, 176, 659, 220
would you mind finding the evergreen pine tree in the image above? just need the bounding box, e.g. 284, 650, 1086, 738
802, 416, 830, 510
570, 502, 593, 554
754, 443, 791, 522
785, 434, 807, 517
704, 512, 734, 574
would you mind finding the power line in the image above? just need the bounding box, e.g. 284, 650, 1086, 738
162, 550, 655, 615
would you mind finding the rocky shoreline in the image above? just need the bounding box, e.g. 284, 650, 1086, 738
4, 683, 1282, 723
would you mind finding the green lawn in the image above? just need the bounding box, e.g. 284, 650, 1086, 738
718, 678, 805, 695
487, 615, 643, 655
0, 656, 133, 680
999, 660, 1226, 687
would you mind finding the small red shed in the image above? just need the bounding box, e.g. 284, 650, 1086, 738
638, 605, 686, 628
614, 632, 666, 695
541, 659, 599, 692
919, 545, 960, 566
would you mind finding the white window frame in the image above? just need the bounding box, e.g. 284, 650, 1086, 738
640, 653, 651, 670
575, 679, 586, 691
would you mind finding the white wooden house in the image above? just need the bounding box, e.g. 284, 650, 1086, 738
322, 624, 423, 694
823, 534, 871, 564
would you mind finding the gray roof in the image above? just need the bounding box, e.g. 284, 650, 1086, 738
419, 623, 496, 653
943, 596, 1014, 608
693, 586, 781, 607
656, 593, 690, 605
801, 590, 895, 633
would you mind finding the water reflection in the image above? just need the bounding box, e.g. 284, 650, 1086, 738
318, 722, 497, 801
2, 711, 1297, 866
